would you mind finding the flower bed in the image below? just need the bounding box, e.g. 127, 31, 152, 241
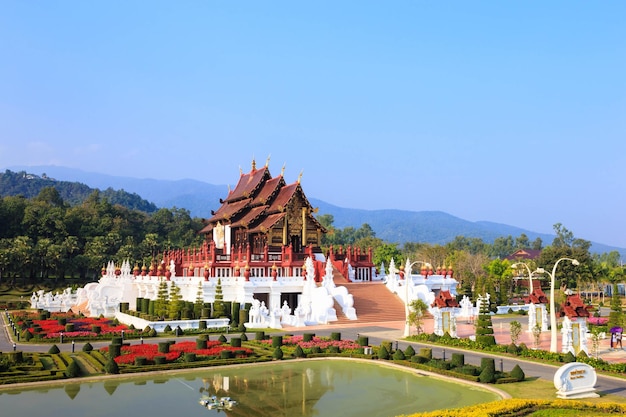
101, 340, 254, 365
587, 316, 609, 326
14, 312, 136, 340
257, 335, 360, 352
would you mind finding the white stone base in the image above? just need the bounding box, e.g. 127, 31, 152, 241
556, 388, 599, 399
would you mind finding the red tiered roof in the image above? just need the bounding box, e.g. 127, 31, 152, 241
431, 290, 459, 308
559, 294, 594, 319
525, 288, 549, 305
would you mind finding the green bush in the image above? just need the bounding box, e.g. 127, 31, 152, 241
358, 336, 369, 346
198, 320, 207, 330
381, 341, 393, 354
303, 333, 314, 342
577, 350, 589, 361
184, 353, 196, 362
273, 347, 284, 360
330, 332, 341, 341
158, 342, 170, 353
65, 360, 81, 378
255, 331, 265, 341
411, 355, 428, 364
510, 364, 525, 381
379, 345, 390, 360
108, 344, 121, 358
240, 333, 248, 341
294, 345, 305, 358
231, 337, 242, 348
82, 342, 93, 352
404, 345, 415, 358
105, 359, 119, 374
220, 350, 232, 359
476, 335, 497, 347
218, 334, 227, 343
198, 333, 210, 341
507, 343, 519, 355
65, 323, 75, 332
272, 336, 283, 348
393, 349, 406, 360
419, 348, 432, 360
311, 346, 322, 354
134, 357, 147, 366
428, 333, 440, 342
458, 365, 480, 376
563, 351, 576, 363
91, 325, 101, 334
20, 329, 33, 341
154, 356, 166, 365
163, 324, 172, 333
48, 344, 60, 354
451, 353, 464, 367
479, 360, 496, 383
196, 339, 207, 350
329, 345, 340, 354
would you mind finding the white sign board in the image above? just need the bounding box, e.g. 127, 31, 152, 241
553, 362, 599, 399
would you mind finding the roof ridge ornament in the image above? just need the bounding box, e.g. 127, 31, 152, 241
297, 170, 303, 184
281, 163, 286, 177
265, 154, 271, 167
251, 157, 256, 171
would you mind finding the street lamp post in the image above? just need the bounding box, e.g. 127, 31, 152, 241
544, 257, 580, 352
403, 259, 431, 337
511, 262, 544, 294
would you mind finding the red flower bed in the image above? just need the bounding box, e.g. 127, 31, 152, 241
259, 335, 360, 350
101, 340, 254, 365
16, 312, 135, 339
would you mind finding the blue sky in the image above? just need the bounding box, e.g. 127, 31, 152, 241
1, 2, 625, 248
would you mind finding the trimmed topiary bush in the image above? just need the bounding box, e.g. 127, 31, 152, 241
231, 337, 242, 348
154, 356, 166, 365
294, 345, 306, 358
479, 358, 496, 383
393, 349, 406, 360
404, 345, 415, 357
357, 336, 369, 346
108, 344, 121, 358
563, 351, 576, 363
82, 342, 93, 352
48, 344, 60, 354
273, 347, 284, 360
451, 353, 465, 367
198, 320, 207, 330
20, 329, 33, 341
158, 342, 170, 353
507, 343, 519, 355
220, 350, 232, 359
184, 353, 196, 362
65, 360, 81, 377
411, 355, 428, 364
92, 325, 101, 334
255, 331, 265, 341
65, 323, 75, 332
379, 345, 390, 360
311, 346, 322, 354
134, 356, 147, 366
105, 358, 119, 374
163, 324, 172, 333
511, 364, 525, 381
330, 332, 341, 341
218, 334, 228, 343
419, 348, 432, 360
329, 345, 340, 354
196, 338, 207, 350
303, 333, 314, 342
272, 335, 283, 348
240, 333, 248, 341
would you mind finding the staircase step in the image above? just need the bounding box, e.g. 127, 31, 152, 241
333, 282, 406, 323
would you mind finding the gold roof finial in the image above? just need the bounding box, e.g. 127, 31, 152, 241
239, 165, 243, 175
297, 170, 303, 184
265, 154, 271, 167
251, 157, 256, 171
281, 163, 286, 176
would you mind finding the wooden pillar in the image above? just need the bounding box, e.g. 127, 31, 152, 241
301, 207, 307, 246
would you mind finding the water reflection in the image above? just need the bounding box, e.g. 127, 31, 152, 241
0, 360, 499, 417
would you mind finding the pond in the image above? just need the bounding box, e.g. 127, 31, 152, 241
0, 359, 500, 417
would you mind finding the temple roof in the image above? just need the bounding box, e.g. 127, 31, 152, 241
226, 166, 270, 203
252, 176, 285, 206
248, 212, 286, 233
206, 198, 251, 223
559, 294, 593, 318
431, 290, 459, 308
505, 249, 542, 261
231, 205, 268, 228
525, 288, 549, 304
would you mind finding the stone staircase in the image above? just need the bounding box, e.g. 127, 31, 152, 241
333, 281, 406, 324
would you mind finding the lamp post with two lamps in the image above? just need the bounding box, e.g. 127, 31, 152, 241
544, 257, 580, 352
403, 259, 431, 337
510, 262, 545, 294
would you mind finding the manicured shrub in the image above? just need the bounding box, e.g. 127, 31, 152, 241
419, 348, 432, 360
218, 334, 227, 343
134, 357, 147, 366
92, 325, 101, 334
196, 338, 207, 350
577, 350, 589, 360
511, 364, 525, 381
479, 358, 496, 383
404, 345, 415, 358
105, 358, 119, 374
379, 345, 390, 360
393, 349, 406, 360
198, 333, 210, 341
65, 360, 81, 377
143, 326, 152, 333
272, 335, 283, 348
507, 343, 519, 355
184, 353, 196, 362
330, 332, 341, 341
563, 351, 576, 363
174, 326, 183, 336
476, 335, 497, 347
381, 341, 393, 354
411, 355, 428, 364
240, 333, 248, 341
273, 347, 284, 360
220, 350, 232, 359
357, 336, 369, 346
82, 342, 93, 352
163, 324, 172, 333
148, 328, 157, 337
303, 333, 314, 342
458, 365, 480, 376
48, 344, 60, 354
154, 356, 166, 365
58, 318, 67, 325
111, 336, 122, 345
231, 337, 242, 348
198, 320, 207, 330
294, 345, 305, 358
109, 344, 121, 358
428, 333, 440, 342
65, 323, 75, 332
311, 346, 322, 354
158, 342, 170, 353
255, 331, 265, 341
329, 345, 340, 354
451, 353, 464, 367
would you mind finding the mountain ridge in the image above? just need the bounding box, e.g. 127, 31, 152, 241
6, 165, 624, 257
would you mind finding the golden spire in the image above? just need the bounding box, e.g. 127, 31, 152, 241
239, 165, 243, 175
281, 163, 286, 176
297, 170, 303, 184
251, 157, 256, 171
265, 154, 271, 167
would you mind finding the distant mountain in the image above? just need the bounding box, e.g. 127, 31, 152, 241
7, 165, 625, 257
0, 169, 158, 213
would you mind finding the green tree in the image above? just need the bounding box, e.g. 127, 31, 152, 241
212, 278, 226, 318
407, 299, 429, 335
373, 243, 403, 269
154, 278, 169, 319
168, 282, 183, 319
